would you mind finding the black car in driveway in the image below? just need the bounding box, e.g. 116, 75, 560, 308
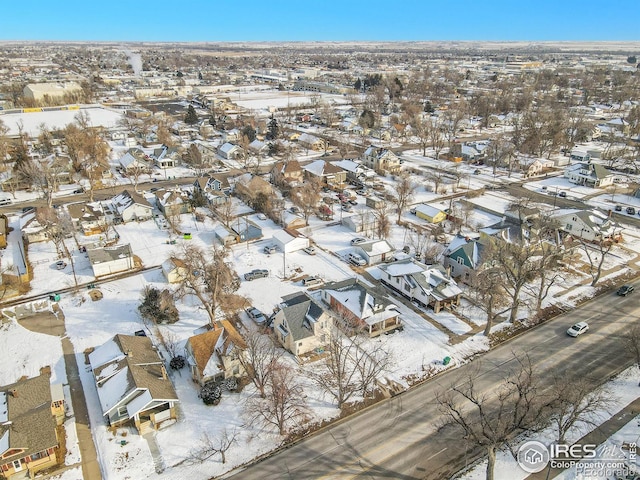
617, 285, 635, 296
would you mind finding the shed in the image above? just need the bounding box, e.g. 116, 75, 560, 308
414, 204, 447, 223
272, 229, 309, 253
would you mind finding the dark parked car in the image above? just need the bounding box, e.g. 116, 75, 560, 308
615, 205, 622, 211
244, 269, 269, 281
617, 285, 635, 296
627, 207, 636, 215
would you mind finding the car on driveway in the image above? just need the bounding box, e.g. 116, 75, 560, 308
244, 269, 269, 281
263, 245, 277, 254
303, 246, 316, 255
302, 276, 323, 287
55, 260, 67, 270
627, 207, 636, 215
615, 205, 622, 211
351, 237, 367, 245
246, 307, 266, 324
567, 322, 589, 337
617, 285, 635, 296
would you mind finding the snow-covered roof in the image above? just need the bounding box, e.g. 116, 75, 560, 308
415, 204, 444, 218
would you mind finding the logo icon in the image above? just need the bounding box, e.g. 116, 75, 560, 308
518, 441, 550, 473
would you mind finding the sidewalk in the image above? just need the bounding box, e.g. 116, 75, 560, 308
526, 395, 640, 480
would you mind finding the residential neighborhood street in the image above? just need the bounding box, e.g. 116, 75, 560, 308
228, 288, 640, 480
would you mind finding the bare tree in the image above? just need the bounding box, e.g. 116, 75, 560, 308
246, 361, 308, 436
575, 224, 623, 287
425, 169, 448, 194
237, 326, 282, 398
35, 208, 80, 289
371, 201, 391, 239
185, 428, 239, 465
212, 198, 235, 228
549, 376, 615, 444
470, 268, 512, 336
391, 171, 416, 224
436, 353, 552, 480
172, 244, 239, 326
623, 324, 640, 386
292, 178, 322, 226
309, 330, 391, 408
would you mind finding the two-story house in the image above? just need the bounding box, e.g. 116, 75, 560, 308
564, 162, 615, 188
273, 292, 333, 356
362, 146, 400, 174
378, 258, 463, 313
320, 278, 402, 337
0, 371, 65, 479
302, 160, 347, 190
185, 321, 246, 386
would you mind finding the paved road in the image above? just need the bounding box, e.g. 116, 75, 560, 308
228, 287, 640, 480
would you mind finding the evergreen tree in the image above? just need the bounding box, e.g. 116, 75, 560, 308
354, 78, 362, 91
185, 105, 199, 125
266, 115, 279, 140
241, 125, 257, 143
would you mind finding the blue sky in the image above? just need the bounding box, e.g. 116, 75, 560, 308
2, 0, 639, 42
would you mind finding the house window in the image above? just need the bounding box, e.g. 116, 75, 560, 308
456, 257, 465, 265
396, 277, 400, 284
404, 284, 410, 292
565, 224, 572, 231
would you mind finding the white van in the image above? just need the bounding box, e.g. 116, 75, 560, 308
348, 253, 367, 266
0, 198, 12, 206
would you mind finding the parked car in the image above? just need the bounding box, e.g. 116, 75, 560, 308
558, 191, 567, 198
149, 187, 160, 192
567, 322, 589, 337
348, 199, 357, 205
342, 204, 353, 212
244, 269, 269, 281
410, 207, 417, 214
356, 189, 369, 196
615, 205, 623, 211
263, 245, 277, 254
246, 307, 266, 324
257, 213, 267, 220
351, 237, 367, 245
627, 207, 636, 215
617, 285, 635, 296
55, 260, 67, 270
303, 246, 316, 255
348, 253, 367, 266
302, 276, 323, 287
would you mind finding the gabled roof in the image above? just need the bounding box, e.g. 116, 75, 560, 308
322, 278, 394, 322
89, 334, 178, 417
279, 292, 329, 342
112, 189, 152, 214
0, 373, 58, 464
67, 202, 104, 223
187, 321, 246, 378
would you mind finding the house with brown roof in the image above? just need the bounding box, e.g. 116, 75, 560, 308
89, 334, 179, 434
67, 202, 107, 236
302, 160, 347, 190
233, 174, 274, 204
0, 371, 65, 479
270, 160, 304, 186
185, 321, 247, 386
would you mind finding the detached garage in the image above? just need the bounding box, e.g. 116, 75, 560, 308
88, 244, 134, 277
272, 229, 309, 253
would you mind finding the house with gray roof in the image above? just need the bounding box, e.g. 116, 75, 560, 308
378, 258, 462, 313
320, 278, 402, 337
442, 234, 484, 283
564, 162, 615, 188
273, 292, 333, 356
0, 371, 65, 479
551, 208, 622, 243
89, 334, 179, 434
87, 244, 134, 277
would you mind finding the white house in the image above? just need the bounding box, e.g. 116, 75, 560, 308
354, 239, 395, 265
112, 190, 153, 223
88, 244, 134, 277
362, 145, 400, 173
378, 258, 462, 313
272, 229, 309, 253
564, 162, 615, 188
551, 208, 622, 243
218, 142, 244, 160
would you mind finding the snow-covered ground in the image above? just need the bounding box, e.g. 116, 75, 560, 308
458, 366, 640, 480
